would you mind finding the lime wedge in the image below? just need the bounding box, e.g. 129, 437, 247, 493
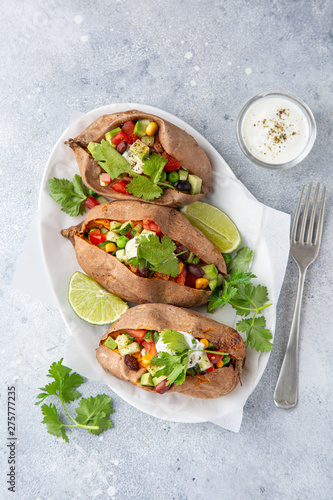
180, 202, 241, 253
68, 271, 128, 325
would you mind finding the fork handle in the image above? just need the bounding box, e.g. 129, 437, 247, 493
273, 267, 306, 408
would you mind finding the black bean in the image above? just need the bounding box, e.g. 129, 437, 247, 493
175, 245, 190, 261
187, 264, 204, 277
124, 355, 139, 371
138, 267, 150, 278
117, 140, 127, 154
176, 180, 191, 192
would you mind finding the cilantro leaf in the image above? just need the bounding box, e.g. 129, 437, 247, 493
207, 271, 254, 313
36, 359, 114, 441
159, 329, 190, 353
75, 395, 114, 435
131, 234, 180, 277
91, 139, 132, 180
230, 283, 269, 316
237, 316, 273, 352
142, 153, 167, 183
126, 176, 163, 201
151, 352, 189, 385
228, 246, 254, 273
48, 174, 97, 217
41, 403, 69, 442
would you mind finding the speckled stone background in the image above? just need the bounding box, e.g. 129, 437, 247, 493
1, 1, 332, 499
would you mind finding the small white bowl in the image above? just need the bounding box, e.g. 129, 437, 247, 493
236, 91, 317, 169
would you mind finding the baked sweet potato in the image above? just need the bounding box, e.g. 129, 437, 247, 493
96, 303, 246, 399
66, 110, 212, 207
61, 200, 226, 308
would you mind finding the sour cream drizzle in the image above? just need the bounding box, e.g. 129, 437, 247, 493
241, 97, 309, 164
156, 331, 205, 369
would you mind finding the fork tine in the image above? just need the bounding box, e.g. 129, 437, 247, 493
314, 185, 326, 246
306, 183, 319, 244
291, 185, 305, 244
299, 183, 312, 243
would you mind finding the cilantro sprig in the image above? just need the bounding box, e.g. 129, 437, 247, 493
48, 174, 97, 217
208, 247, 273, 352
36, 359, 114, 442
90, 141, 175, 202
129, 233, 181, 277
151, 329, 228, 386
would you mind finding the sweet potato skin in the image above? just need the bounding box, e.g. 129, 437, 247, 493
61, 200, 226, 307
96, 303, 246, 399
67, 110, 212, 207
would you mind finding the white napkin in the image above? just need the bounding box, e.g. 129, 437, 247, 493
12, 104, 290, 432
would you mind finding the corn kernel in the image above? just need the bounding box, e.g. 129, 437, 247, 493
195, 278, 209, 289
200, 338, 209, 349
146, 121, 159, 136
216, 360, 224, 368
105, 242, 116, 253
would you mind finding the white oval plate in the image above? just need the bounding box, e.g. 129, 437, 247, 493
38, 103, 289, 428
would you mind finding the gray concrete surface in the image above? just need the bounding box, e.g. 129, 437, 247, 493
1, 1, 332, 499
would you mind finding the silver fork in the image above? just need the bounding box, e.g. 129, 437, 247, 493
274, 183, 326, 409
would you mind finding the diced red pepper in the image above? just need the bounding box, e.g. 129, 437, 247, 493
142, 219, 151, 231
101, 173, 111, 184
207, 353, 223, 365
126, 329, 147, 341
84, 196, 100, 210
185, 272, 197, 288
89, 229, 107, 246
128, 133, 139, 145
206, 365, 215, 373
111, 131, 130, 147
176, 265, 187, 286
121, 121, 135, 136
162, 152, 181, 172
142, 341, 157, 357
149, 221, 161, 234
110, 180, 129, 194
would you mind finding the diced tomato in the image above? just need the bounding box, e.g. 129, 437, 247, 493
111, 131, 130, 147
84, 196, 100, 210
142, 341, 157, 357
207, 353, 223, 365
121, 120, 135, 136
176, 265, 187, 286
127, 329, 147, 341
149, 221, 161, 233
162, 152, 181, 172
142, 219, 151, 231
89, 229, 107, 246
101, 173, 111, 184
206, 365, 215, 373
110, 180, 129, 194
128, 133, 139, 145
185, 272, 197, 288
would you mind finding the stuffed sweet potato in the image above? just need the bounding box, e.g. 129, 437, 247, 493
96, 303, 246, 399
61, 200, 226, 308
66, 110, 212, 207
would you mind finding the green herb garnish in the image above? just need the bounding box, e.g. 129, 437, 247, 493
130, 233, 180, 277
48, 175, 96, 217
36, 359, 114, 442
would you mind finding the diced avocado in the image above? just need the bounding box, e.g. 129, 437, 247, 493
110, 221, 122, 230
208, 278, 218, 291
106, 230, 120, 242
147, 365, 160, 377
115, 248, 128, 262
185, 252, 194, 263
95, 195, 108, 204
105, 336, 117, 350
217, 273, 224, 287
202, 264, 218, 281
105, 128, 121, 143
100, 227, 108, 234
118, 221, 134, 236
115, 334, 131, 350
130, 224, 143, 238
140, 135, 154, 147
178, 169, 188, 181
119, 342, 141, 356
140, 372, 154, 387
188, 174, 202, 195
152, 375, 167, 387
198, 352, 212, 371
87, 142, 99, 155
130, 140, 150, 160
134, 119, 151, 138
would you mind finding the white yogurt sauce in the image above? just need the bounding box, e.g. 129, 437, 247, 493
156, 331, 205, 369
124, 231, 155, 260
241, 97, 309, 164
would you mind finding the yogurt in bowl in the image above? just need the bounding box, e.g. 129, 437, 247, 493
236, 91, 316, 169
